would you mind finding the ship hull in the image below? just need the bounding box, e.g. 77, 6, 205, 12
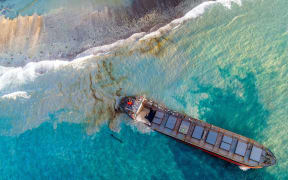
156, 129, 263, 169
118, 96, 276, 168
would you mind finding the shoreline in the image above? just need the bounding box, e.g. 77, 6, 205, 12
0, 0, 208, 67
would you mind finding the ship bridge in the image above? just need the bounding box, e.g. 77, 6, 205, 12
119, 96, 276, 168
119, 96, 145, 119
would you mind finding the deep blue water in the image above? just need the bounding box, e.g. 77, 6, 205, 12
0, 121, 276, 180
1, 0, 288, 179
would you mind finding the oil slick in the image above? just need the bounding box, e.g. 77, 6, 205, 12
0, 0, 247, 138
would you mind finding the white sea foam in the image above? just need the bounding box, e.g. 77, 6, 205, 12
1, 91, 30, 100
140, 0, 242, 40
217, 0, 242, 9
78, 0, 243, 57
139, 1, 216, 40
0, 0, 242, 136
0, 0, 243, 85
76, 32, 146, 59
0, 60, 68, 92
239, 166, 250, 171
172, 1, 216, 24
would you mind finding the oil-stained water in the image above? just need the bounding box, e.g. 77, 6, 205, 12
0, 0, 288, 179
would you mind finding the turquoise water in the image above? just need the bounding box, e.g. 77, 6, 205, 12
0, 122, 277, 179
1, 0, 288, 179
0, 0, 131, 18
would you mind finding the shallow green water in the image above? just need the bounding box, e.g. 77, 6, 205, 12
0, 0, 288, 179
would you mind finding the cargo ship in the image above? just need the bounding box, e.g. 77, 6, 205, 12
117, 96, 276, 169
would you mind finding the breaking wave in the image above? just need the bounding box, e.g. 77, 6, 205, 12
0, 60, 68, 93
80, 0, 243, 56
0, 0, 242, 136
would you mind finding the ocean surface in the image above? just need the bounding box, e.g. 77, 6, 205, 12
0, 0, 287, 179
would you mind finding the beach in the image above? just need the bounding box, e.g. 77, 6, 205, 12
0, 0, 287, 179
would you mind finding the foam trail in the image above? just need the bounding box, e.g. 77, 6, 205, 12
139, 1, 216, 41
0, 58, 120, 136
0, 0, 243, 136
0, 0, 243, 68
1, 91, 30, 100
217, 0, 242, 8
0, 60, 68, 93
140, 0, 242, 40
78, 0, 243, 55
76, 32, 146, 59
0, 0, 187, 67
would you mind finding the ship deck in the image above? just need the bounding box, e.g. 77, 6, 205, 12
137, 99, 270, 168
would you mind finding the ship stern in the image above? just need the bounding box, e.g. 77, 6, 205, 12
117, 96, 145, 120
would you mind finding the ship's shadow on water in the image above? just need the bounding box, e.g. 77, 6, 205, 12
193, 71, 269, 139
167, 70, 273, 179
167, 139, 275, 180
